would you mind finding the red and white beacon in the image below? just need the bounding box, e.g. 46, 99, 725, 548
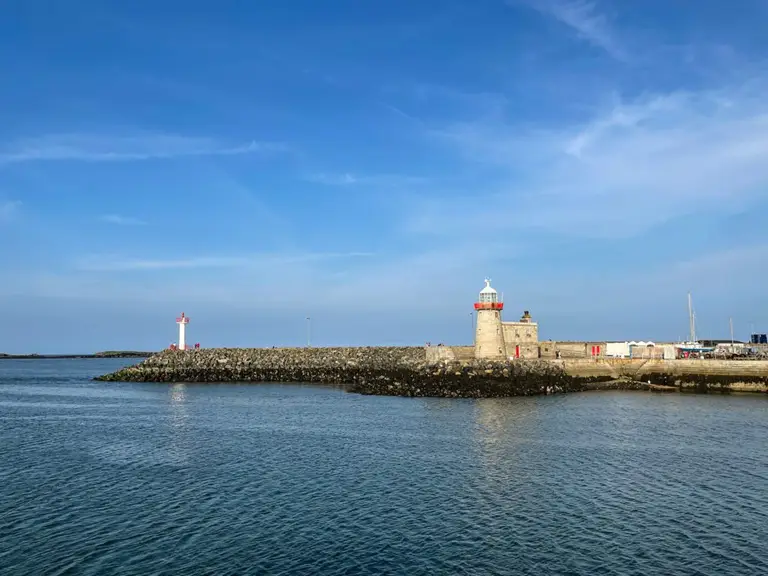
176, 312, 190, 351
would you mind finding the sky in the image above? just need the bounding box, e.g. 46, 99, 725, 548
1, 0, 767, 353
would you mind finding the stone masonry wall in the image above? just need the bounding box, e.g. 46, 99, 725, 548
475, 309, 506, 359
425, 346, 456, 362
561, 358, 768, 392
555, 342, 590, 358
425, 345, 474, 363
502, 322, 539, 359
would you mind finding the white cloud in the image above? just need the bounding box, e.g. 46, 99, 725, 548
99, 214, 147, 226
0, 250, 379, 313
516, 0, 626, 60
304, 172, 428, 187
73, 251, 374, 272
305, 172, 359, 185
0, 133, 288, 165
422, 79, 768, 238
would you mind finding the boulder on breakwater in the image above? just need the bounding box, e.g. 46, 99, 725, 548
94, 346, 616, 398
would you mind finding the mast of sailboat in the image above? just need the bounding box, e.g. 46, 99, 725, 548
730, 317, 734, 347
688, 292, 696, 344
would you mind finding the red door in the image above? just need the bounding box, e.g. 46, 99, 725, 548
515, 345, 520, 358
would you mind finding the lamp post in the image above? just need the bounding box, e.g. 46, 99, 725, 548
306, 316, 311, 348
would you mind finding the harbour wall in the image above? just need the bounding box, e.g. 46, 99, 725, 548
95, 346, 768, 397
532, 358, 767, 393
425, 345, 474, 363
95, 346, 610, 397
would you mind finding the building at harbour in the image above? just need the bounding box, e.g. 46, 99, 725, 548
474, 279, 539, 360
422, 278, 766, 363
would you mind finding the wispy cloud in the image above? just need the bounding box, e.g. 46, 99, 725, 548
0, 200, 21, 222
320, 244, 504, 312
0, 133, 288, 165
515, 0, 626, 60
305, 172, 429, 187
421, 78, 768, 238
16, 244, 494, 316
379, 102, 425, 126
306, 173, 360, 185
74, 251, 374, 272
99, 214, 147, 226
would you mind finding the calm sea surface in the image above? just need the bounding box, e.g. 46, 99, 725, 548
1, 359, 767, 575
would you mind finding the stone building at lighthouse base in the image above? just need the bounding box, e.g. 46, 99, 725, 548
502, 310, 539, 359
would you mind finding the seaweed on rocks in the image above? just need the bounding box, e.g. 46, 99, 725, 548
635, 370, 768, 394
349, 358, 591, 398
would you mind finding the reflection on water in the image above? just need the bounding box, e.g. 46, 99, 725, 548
165, 383, 190, 466
474, 398, 538, 442
168, 383, 188, 427
169, 383, 187, 404
471, 398, 546, 486
473, 399, 515, 469
1, 360, 767, 575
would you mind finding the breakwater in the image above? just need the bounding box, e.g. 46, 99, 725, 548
94, 347, 768, 397
94, 346, 614, 397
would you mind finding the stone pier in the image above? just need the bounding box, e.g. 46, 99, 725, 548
95, 347, 768, 397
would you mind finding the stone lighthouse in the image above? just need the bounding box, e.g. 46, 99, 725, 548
474, 278, 506, 359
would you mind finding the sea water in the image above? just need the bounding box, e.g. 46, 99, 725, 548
1, 359, 766, 575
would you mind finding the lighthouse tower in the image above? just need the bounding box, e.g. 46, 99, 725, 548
176, 312, 190, 351
474, 279, 506, 359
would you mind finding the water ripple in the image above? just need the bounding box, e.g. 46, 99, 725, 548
0, 362, 767, 575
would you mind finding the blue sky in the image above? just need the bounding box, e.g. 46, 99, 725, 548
1, 0, 767, 353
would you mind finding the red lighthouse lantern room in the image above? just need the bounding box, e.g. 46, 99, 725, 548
474, 278, 504, 310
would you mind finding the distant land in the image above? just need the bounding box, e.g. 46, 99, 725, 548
0, 351, 154, 360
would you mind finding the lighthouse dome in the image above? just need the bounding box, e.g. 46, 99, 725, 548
478, 278, 498, 303
480, 278, 496, 294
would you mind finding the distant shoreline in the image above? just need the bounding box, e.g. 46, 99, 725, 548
0, 352, 154, 360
